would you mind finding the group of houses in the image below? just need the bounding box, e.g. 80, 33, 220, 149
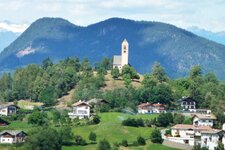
137, 102, 166, 114
161, 97, 224, 150
0, 86, 224, 149
68, 99, 167, 120
136, 97, 225, 150
0, 103, 27, 144
168, 112, 225, 150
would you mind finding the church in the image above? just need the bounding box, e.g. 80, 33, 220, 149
113, 39, 129, 69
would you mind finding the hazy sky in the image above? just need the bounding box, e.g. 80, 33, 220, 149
0, 0, 225, 32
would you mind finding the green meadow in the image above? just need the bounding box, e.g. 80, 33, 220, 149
0, 112, 180, 150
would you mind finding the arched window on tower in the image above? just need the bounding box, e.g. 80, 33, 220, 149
123, 45, 126, 53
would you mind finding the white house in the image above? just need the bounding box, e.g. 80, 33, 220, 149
222, 135, 225, 150
137, 102, 166, 114
137, 102, 152, 114
0, 130, 26, 144
113, 39, 129, 69
68, 101, 90, 119
193, 114, 216, 127
201, 130, 224, 150
169, 124, 212, 146
152, 103, 166, 113
179, 97, 196, 111
0, 103, 18, 116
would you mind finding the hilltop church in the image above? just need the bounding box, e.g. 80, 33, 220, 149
113, 39, 129, 69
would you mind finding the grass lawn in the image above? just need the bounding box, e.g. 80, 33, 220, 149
8, 121, 31, 128
62, 144, 97, 150
72, 112, 158, 143
147, 143, 180, 150
62, 141, 180, 150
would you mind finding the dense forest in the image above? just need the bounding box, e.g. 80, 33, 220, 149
0, 57, 225, 121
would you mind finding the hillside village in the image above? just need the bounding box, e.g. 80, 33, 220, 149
0, 39, 224, 150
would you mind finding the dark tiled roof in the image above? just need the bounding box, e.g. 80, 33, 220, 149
0, 130, 26, 136
0, 103, 18, 109
179, 97, 196, 103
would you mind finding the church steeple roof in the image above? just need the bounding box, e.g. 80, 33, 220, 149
123, 39, 127, 42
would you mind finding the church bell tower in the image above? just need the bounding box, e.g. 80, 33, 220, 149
121, 39, 129, 67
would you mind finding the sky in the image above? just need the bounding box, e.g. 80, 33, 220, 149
0, 0, 225, 33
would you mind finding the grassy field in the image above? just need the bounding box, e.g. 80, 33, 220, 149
0, 112, 180, 150
71, 112, 158, 143
65, 112, 180, 150
62, 141, 180, 150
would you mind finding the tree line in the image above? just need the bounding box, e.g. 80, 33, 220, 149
0, 57, 225, 126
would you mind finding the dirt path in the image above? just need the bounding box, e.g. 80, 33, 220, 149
55, 88, 75, 109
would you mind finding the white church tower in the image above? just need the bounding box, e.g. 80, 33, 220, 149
113, 39, 129, 69
121, 39, 129, 67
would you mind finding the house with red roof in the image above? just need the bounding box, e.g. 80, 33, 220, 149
137, 102, 166, 114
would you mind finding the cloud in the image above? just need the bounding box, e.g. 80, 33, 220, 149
0, 0, 224, 32
0, 22, 28, 33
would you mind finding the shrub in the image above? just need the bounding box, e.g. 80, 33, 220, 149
173, 113, 185, 124
137, 136, 146, 145
113, 142, 120, 147
121, 139, 128, 147
150, 129, 163, 144
93, 115, 101, 124
98, 139, 111, 150
74, 135, 87, 146
157, 113, 172, 127
165, 129, 171, 136
183, 117, 192, 124
89, 132, 97, 143
122, 118, 144, 127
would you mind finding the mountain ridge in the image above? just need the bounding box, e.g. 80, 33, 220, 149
1, 17, 225, 79
187, 26, 225, 46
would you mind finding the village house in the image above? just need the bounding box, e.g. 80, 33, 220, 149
68, 100, 90, 119
137, 102, 166, 114
0, 130, 26, 144
178, 97, 196, 111
113, 39, 129, 69
138, 102, 152, 114
193, 113, 216, 127
152, 103, 166, 113
201, 129, 224, 150
222, 135, 225, 149
0, 103, 18, 116
169, 124, 212, 146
